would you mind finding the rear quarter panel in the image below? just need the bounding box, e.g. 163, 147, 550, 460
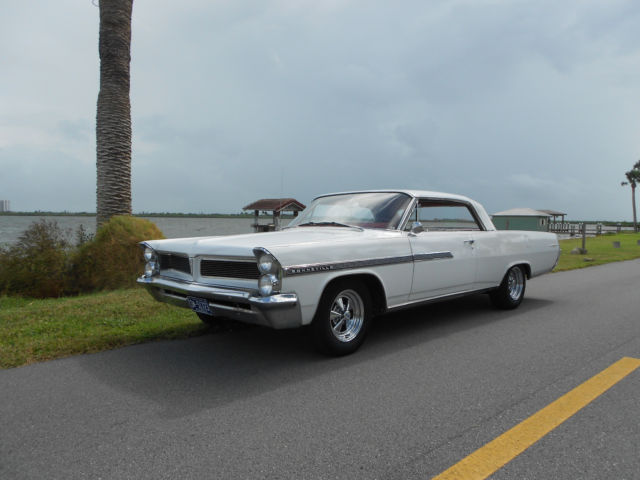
474, 231, 560, 288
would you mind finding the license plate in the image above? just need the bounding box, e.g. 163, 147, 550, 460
186, 296, 213, 315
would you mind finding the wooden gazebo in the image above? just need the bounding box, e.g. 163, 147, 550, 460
243, 198, 306, 232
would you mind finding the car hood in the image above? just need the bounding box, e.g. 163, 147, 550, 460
143, 227, 406, 265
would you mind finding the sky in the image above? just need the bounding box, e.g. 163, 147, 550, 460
1, 0, 640, 220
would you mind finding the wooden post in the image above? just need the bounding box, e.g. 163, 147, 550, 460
581, 223, 587, 251
253, 209, 259, 232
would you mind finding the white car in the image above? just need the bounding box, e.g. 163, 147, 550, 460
138, 190, 560, 355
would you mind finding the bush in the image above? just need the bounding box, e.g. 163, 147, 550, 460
0, 216, 164, 298
0, 220, 72, 298
68, 216, 164, 293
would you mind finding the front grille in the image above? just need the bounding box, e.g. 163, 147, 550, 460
159, 254, 191, 274
200, 260, 260, 279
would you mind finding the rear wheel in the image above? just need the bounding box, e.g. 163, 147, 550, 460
312, 280, 371, 356
489, 265, 526, 309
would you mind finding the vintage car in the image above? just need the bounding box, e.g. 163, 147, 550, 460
138, 190, 560, 355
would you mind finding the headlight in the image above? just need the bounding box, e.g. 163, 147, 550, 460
145, 261, 159, 277
258, 254, 275, 273
144, 247, 156, 262
259, 274, 278, 296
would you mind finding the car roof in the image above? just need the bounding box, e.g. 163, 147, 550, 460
313, 189, 496, 231
315, 189, 475, 203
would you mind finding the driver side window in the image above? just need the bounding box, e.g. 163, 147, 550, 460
404, 201, 482, 232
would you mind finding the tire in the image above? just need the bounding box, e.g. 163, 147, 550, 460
311, 280, 371, 356
489, 265, 526, 310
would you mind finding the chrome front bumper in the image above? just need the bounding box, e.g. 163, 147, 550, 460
137, 275, 302, 329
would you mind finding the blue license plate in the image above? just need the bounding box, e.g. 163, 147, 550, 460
186, 296, 212, 315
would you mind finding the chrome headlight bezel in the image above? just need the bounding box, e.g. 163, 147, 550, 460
254, 247, 282, 296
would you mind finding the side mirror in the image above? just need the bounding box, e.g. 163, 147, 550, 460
410, 221, 424, 234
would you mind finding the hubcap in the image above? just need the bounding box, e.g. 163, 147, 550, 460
329, 289, 364, 342
507, 267, 524, 301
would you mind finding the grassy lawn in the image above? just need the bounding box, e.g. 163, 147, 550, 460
0, 288, 208, 368
555, 232, 640, 271
1, 231, 639, 369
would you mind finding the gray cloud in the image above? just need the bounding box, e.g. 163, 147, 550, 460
1, 0, 639, 220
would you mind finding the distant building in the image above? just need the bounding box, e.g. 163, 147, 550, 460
538, 209, 567, 224
492, 208, 551, 232
0, 200, 9, 212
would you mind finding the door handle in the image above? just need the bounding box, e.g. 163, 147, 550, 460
464, 239, 475, 245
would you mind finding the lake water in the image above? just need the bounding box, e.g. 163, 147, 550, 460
0, 216, 264, 246
1, 215, 632, 247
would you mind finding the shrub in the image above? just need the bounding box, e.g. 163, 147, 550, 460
0, 216, 164, 298
68, 216, 164, 293
0, 220, 71, 298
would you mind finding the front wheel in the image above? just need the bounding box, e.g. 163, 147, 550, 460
311, 280, 371, 356
489, 265, 526, 309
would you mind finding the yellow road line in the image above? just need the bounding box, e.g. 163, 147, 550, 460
433, 357, 640, 480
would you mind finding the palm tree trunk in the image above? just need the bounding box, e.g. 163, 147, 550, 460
96, 0, 133, 226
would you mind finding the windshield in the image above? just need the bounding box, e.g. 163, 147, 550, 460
288, 192, 412, 230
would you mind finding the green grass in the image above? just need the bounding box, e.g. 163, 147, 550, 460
2, 231, 640, 369
555, 232, 640, 271
0, 288, 207, 369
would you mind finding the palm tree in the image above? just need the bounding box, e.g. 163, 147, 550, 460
621, 160, 640, 233
96, 0, 134, 226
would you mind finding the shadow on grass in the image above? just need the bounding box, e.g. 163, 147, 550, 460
78, 293, 553, 418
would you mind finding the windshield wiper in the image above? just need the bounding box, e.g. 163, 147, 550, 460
295, 221, 363, 231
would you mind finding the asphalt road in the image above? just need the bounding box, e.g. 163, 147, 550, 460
1, 260, 639, 479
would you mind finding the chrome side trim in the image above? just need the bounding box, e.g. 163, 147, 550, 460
283, 255, 412, 276
282, 251, 453, 277
413, 251, 454, 261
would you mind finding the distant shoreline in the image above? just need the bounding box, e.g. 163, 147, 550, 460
0, 212, 257, 219
0, 211, 632, 226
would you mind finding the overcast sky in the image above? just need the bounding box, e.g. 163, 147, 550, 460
1, 0, 640, 220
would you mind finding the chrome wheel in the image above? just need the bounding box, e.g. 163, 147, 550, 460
329, 289, 365, 343
490, 265, 526, 310
312, 280, 371, 355
507, 267, 525, 301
